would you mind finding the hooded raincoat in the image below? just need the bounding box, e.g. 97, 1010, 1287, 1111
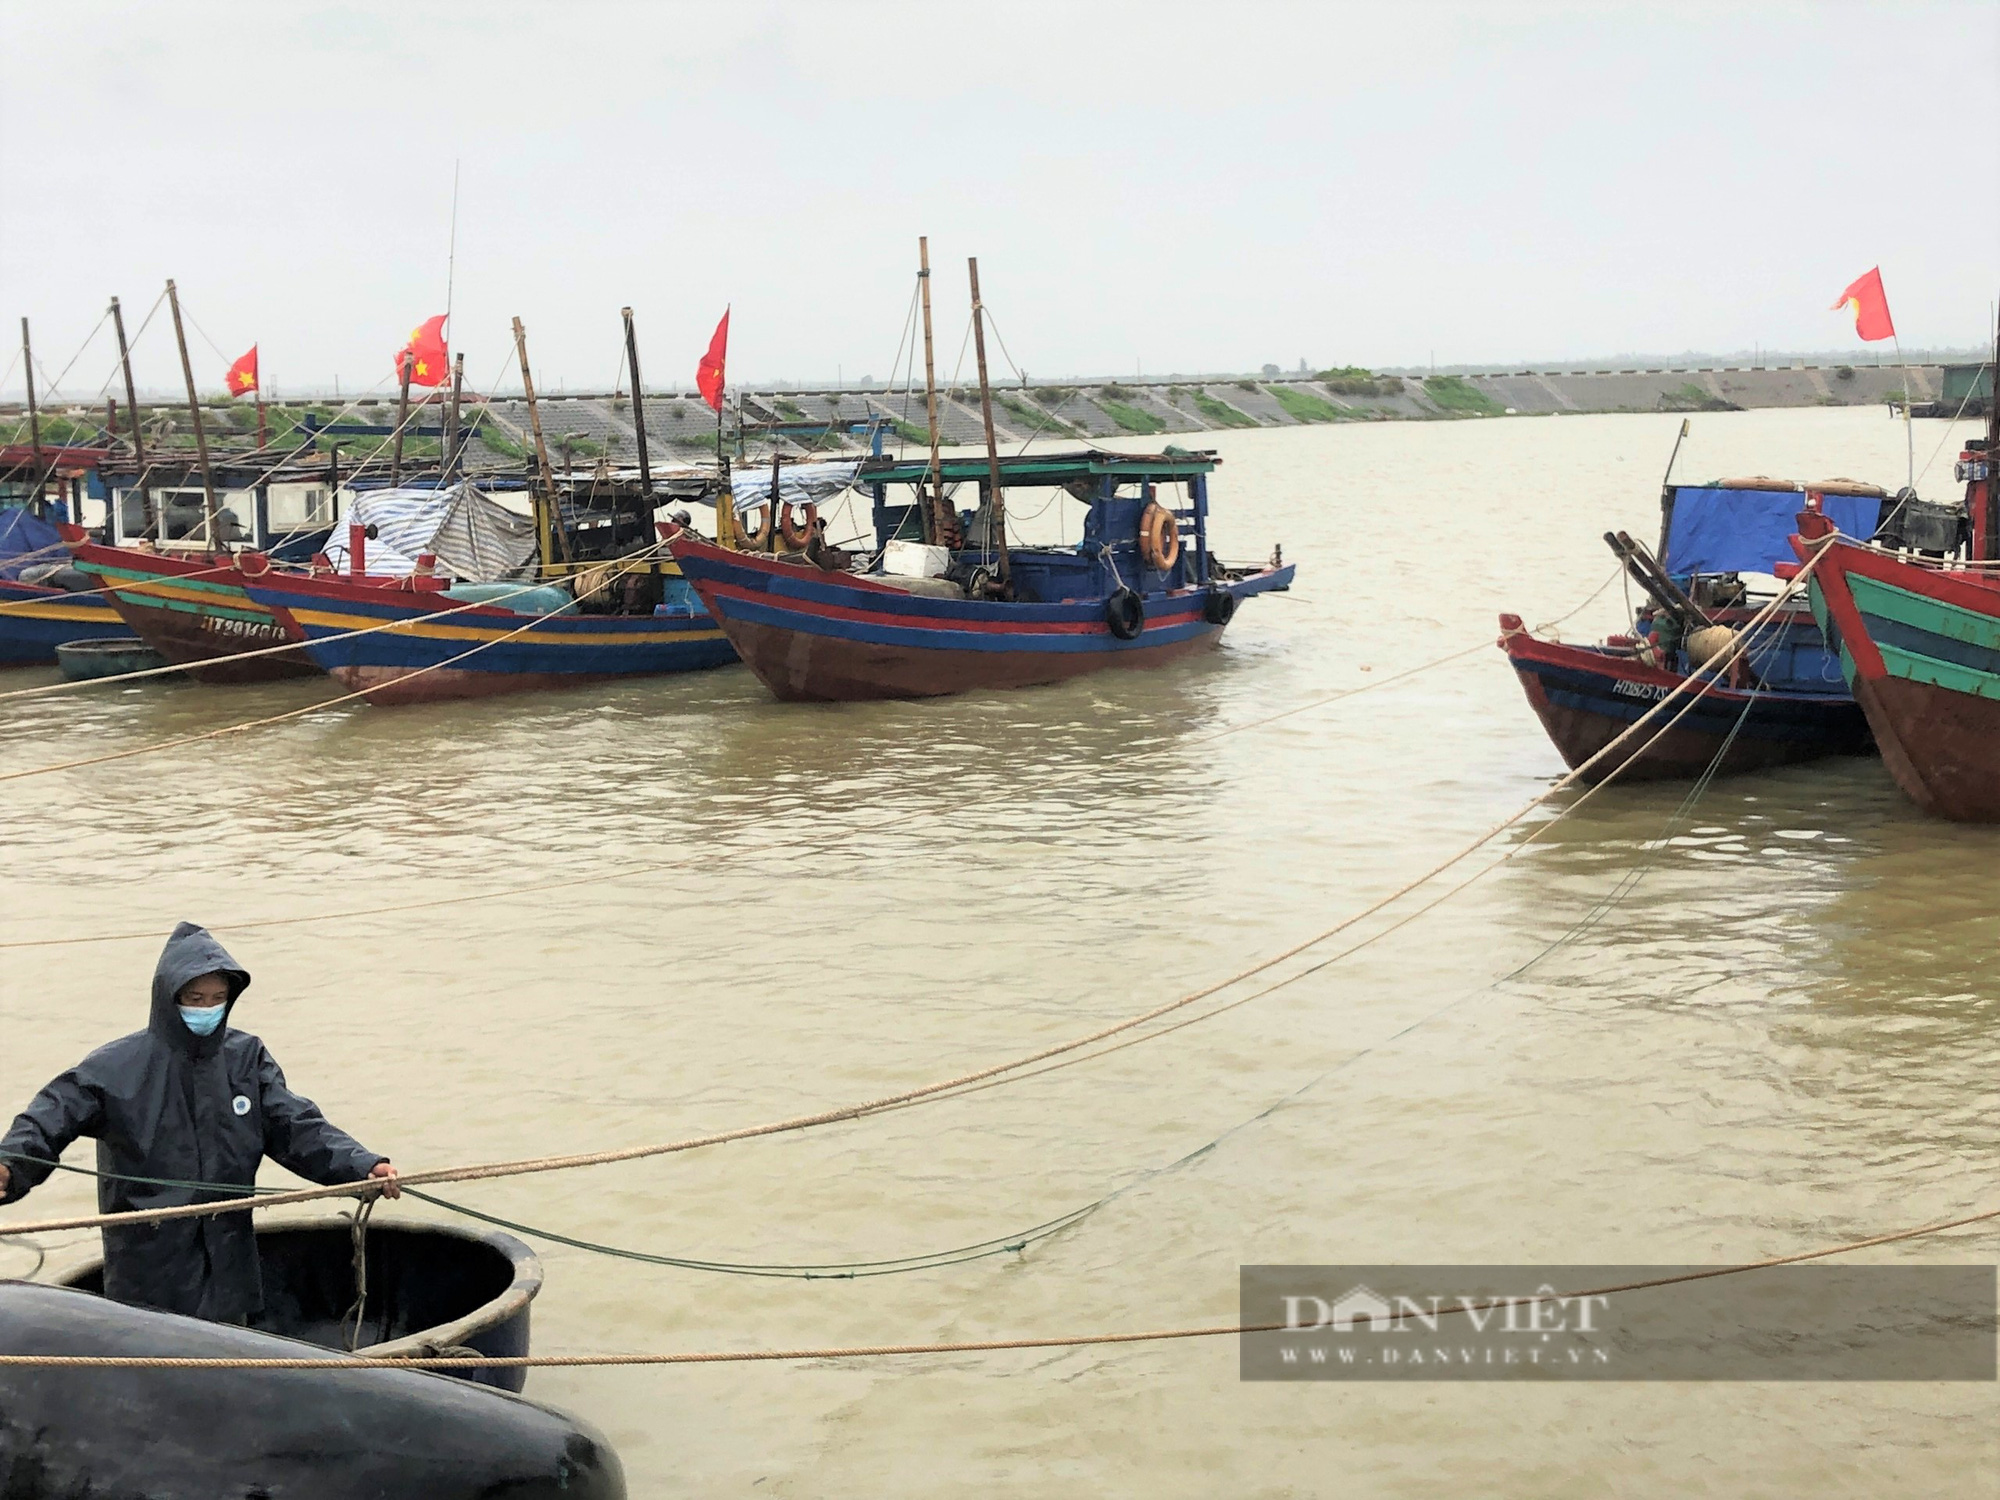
0, 922, 384, 1322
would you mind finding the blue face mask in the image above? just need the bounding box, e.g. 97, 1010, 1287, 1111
178, 1004, 227, 1037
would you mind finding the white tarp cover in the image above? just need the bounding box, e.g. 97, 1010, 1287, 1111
728, 461, 861, 517
323, 484, 539, 582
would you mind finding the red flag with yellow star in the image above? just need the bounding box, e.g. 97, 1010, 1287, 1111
696, 308, 729, 412
394, 315, 449, 387
224, 345, 259, 398
1831, 268, 1896, 342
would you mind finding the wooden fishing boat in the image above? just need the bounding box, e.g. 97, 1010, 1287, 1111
0, 577, 123, 667
55, 1216, 542, 1392
63, 533, 324, 682
1500, 474, 1885, 781
1794, 414, 2000, 819
667, 449, 1294, 702
1498, 612, 1871, 781
240, 567, 738, 704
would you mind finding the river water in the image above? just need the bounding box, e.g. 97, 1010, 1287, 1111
2, 406, 1995, 1496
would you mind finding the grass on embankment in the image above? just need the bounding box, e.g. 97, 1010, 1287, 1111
1192, 390, 1258, 429
1422, 375, 1502, 416
1267, 386, 1354, 423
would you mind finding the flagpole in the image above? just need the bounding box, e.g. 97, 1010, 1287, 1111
1893, 333, 1914, 490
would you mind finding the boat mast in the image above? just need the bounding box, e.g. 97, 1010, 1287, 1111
444, 352, 465, 479
165, 280, 221, 549
621, 306, 653, 501
511, 316, 570, 567
967, 256, 1009, 588
389, 354, 413, 486
19, 319, 44, 511
918, 236, 941, 545
110, 296, 152, 539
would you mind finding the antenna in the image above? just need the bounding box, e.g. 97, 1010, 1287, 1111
445, 159, 461, 332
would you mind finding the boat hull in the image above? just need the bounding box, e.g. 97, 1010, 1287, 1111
241, 572, 739, 706
0, 1281, 624, 1499
68, 541, 320, 682
54, 637, 173, 680
1499, 621, 1872, 782
1805, 534, 2000, 820
668, 533, 1295, 702
0, 579, 122, 666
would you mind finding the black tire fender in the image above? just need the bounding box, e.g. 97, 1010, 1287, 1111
1105, 587, 1145, 640
1203, 588, 1236, 626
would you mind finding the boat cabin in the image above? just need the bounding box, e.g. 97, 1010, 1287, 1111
853, 448, 1220, 603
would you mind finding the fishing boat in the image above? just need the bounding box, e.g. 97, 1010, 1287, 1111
54, 1215, 542, 1391
0, 1261, 625, 1498
53, 637, 173, 681
669, 448, 1293, 702
63, 532, 325, 682
0, 575, 123, 667
240, 565, 736, 704
0, 455, 123, 666
1793, 402, 2000, 819
1499, 476, 1881, 781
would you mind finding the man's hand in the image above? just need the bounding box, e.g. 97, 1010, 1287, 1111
368, 1161, 401, 1200
0, 1164, 10, 1196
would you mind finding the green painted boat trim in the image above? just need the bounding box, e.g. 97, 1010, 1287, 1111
1848, 573, 2000, 651
111, 593, 273, 626
75, 561, 252, 601
1875, 641, 2000, 702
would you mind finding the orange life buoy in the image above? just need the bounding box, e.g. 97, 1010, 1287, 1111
1137, 502, 1181, 571
779, 501, 819, 551
738, 501, 774, 550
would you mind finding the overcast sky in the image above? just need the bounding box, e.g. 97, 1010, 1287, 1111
2, 0, 1994, 401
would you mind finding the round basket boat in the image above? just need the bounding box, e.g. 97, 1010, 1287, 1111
53, 637, 175, 682
57, 1216, 543, 1392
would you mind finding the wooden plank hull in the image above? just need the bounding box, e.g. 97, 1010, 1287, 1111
240, 572, 738, 707
667, 534, 1295, 702
67, 542, 320, 683
1805, 534, 2000, 820
1498, 623, 1872, 783
0, 579, 122, 667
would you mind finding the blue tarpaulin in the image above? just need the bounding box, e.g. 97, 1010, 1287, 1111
0, 506, 63, 579
1662, 486, 1883, 578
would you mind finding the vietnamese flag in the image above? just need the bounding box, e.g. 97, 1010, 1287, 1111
696, 307, 729, 412
1831, 268, 1896, 342
394, 314, 449, 387
224, 345, 259, 397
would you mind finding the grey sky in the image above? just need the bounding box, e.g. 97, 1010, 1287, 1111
2, 0, 1994, 402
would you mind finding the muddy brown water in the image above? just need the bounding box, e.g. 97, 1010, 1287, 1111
2, 407, 1995, 1495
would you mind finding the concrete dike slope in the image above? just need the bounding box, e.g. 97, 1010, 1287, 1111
1, 363, 1942, 471
449, 362, 1942, 465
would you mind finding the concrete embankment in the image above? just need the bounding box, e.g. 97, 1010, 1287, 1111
2, 363, 1940, 472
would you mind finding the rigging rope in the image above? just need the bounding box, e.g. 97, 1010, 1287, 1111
0, 552, 1827, 1240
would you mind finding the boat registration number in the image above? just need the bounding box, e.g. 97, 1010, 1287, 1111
1610, 679, 1671, 700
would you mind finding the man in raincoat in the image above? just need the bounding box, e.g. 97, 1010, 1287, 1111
0, 921, 398, 1323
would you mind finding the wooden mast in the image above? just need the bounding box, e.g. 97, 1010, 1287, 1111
388, 356, 413, 486
967, 256, 1009, 587
165, 280, 221, 549
918, 236, 942, 544
19, 319, 44, 510
110, 296, 154, 539
621, 307, 653, 500
444, 353, 465, 479
511, 316, 570, 566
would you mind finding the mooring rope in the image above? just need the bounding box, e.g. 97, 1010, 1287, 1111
0, 554, 1826, 1241
0, 544, 673, 786
1, 1198, 1993, 1371
0, 559, 636, 704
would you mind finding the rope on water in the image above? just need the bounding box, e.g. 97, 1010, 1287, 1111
3, 1200, 1995, 1370
0, 556, 1829, 1241
0, 544, 673, 786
